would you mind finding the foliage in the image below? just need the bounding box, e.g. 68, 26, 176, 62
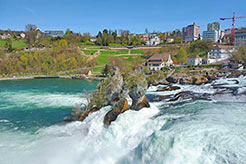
189, 40, 213, 54
146, 71, 168, 85
0, 48, 86, 76
4, 39, 13, 52
96, 29, 145, 46
25, 24, 40, 48
176, 48, 188, 64
231, 46, 246, 65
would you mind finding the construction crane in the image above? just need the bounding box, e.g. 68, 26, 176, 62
220, 12, 246, 46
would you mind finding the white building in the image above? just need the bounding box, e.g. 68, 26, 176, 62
187, 55, 203, 66
166, 38, 174, 43
146, 35, 161, 46
202, 30, 220, 42
42, 30, 64, 37
20, 33, 26, 39
207, 45, 235, 64
147, 53, 173, 71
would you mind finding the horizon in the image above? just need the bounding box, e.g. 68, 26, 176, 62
1, 0, 246, 35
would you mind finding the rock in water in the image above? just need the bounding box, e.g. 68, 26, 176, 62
104, 98, 129, 125
79, 107, 100, 121
131, 96, 150, 111
156, 86, 181, 92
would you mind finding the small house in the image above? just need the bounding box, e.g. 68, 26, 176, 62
146, 35, 161, 46
187, 55, 203, 66
147, 53, 173, 71
208, 45, 235, 64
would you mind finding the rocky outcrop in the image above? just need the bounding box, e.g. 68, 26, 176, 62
129, 79, 150, 111
104, 98, 129, 125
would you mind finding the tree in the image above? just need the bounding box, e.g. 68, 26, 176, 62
176, 48, 188, 64
58, 39, 68, 48
69, 57, 77, 69
189, 40, 213, 54
231, 46, 246, 64
25, 24, 38, 48
4, 39, 13, 52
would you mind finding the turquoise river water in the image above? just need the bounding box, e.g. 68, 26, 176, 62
0, 77, 246, 164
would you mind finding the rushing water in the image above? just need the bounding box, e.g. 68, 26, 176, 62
0, 77, 246, 164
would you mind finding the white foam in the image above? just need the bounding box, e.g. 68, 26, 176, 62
0, 91, 86, 108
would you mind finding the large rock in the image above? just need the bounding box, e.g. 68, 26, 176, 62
104, 98, 129, 125
79, 107, 100, 121
131, 96, 150, 111
193, 76, 209, 85
166, 76, 178, 84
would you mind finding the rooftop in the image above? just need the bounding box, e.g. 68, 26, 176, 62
148, 53, 170, 63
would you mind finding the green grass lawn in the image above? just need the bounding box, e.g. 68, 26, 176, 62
82, 49, 98, 55
100, 50, 129, 55
108, 43, 122, 47
94, 54, 145, 72
130, 49, 144, 54
0, 40, 28, 49
93, 66, 104, 73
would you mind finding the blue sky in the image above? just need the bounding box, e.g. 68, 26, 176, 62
0, 0, 246, 35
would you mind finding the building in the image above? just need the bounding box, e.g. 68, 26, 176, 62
207, 45, 235, 64
0, 33, 11, 40
20, 33, 26, 39
203, 30, 220, 42
208, 22, 221, 31
42, 30, 64, 37
187, 55, 203, 66
166, 38, 174, 43
146, 34, 161, 46
182, 23, 200, 42
203, 22, 221, 43
235, 28, 246, 46
147, 53, 173, 71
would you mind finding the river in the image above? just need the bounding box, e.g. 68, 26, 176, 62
0, 78, 246, 164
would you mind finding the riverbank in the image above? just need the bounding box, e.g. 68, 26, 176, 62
0, 75, 106, 81
0, 75, 71, 81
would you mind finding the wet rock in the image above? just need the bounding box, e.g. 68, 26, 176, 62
227, 70, 246, 78
193, 76, 209, 85
156, 86, 181, 92
79, 107, 100, 121
104, 98, 129, 125
179, 77, 193, 85
166, 76, 178, 84
131, 96, 150, 111
64, 116, 75, 122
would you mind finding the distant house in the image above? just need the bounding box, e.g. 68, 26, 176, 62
147, 53, 173, 71
187, 55, 203, 66
146, 35, 161, 46
1, 33, 11, 40
166, 38, 174, 43
20, 33, 26, 39
90, 38, 97, 42
74, 70, 93, 79
42, 30, 64, 37
207, 45, 235, 64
